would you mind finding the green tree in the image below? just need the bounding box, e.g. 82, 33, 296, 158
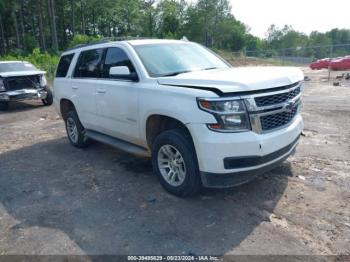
0, 0, 349, 57
157, 0, 185, 38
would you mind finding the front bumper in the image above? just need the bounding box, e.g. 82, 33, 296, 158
0, 89, 47, 102
200, 136, 299, 188
187, 115, 303, 188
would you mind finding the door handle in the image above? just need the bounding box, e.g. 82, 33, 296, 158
97, 88, 106, 94
72, 85, 78, 90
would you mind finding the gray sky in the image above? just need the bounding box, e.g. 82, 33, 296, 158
229, 0, 349, 38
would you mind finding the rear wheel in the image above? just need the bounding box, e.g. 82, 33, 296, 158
42, 87, 53, 106
65, 110, 89, 148
0, 102, 9, 111
152, 129, 202, 197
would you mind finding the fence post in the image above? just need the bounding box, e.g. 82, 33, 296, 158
243, 47, 247, 66
328, 45, 333, 81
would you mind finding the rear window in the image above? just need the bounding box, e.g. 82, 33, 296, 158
56, 54, 74, 78
0, 62, 38, 73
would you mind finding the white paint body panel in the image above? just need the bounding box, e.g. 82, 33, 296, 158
0, 70, 46, 78
188, 115, 303, 173
94, 79, 140, 144
157, 67, 303, 93
53, 40, 304, 174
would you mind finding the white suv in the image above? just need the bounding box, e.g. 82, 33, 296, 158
53, 39, 304, 197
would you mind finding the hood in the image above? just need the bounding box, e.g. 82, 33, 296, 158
0, 70, 46, 78
157, 67, 304, 94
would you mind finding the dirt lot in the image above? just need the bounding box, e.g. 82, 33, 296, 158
0, 68, 349, 258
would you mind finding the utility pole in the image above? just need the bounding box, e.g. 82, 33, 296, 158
70, 0, 75, 36
0, 15, 6, 54
48, 0, 59, 52
80, 0, 85, 35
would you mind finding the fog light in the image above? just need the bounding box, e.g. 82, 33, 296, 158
38, 91, 47, 99
0, 94, 10, 101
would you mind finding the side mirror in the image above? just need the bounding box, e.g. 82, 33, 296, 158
109, 66, 138, 81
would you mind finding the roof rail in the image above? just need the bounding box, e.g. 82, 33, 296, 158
65, 39, 111, 52
104, 36, 157, 42
65, 36, 157, 52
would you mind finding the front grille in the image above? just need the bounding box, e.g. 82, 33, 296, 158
255, 86, 301, 107
4, 75, 40, 91
260, 106, 298, 131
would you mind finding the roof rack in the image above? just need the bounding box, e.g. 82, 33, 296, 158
65, 36, 157, 52
65, 39, 110, 52
106, 36, 157, 41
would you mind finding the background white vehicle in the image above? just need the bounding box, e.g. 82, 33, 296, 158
53, 39, 304, 197
0, 61, 53, 110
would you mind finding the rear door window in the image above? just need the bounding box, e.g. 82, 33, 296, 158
73, 48, 104, 78
102, 47, 136, 78
56, 54, 74, 77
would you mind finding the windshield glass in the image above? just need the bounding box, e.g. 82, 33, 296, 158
133, 43, 230, 77
0, 62, 38, 73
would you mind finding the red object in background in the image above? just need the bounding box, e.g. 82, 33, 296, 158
309, 58, 331, 70
329, 56, 350, 70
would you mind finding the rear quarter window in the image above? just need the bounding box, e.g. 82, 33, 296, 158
56, 54, 75, 78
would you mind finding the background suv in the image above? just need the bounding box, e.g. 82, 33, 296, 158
0, 61, 52, 110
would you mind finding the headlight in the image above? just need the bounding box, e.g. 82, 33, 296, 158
198, 98, 251, 132
0, 79, 5, 92
40, 75, 47, 87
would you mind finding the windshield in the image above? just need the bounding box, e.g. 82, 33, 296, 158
0, 62, 38, 73
133, 43, 230, 77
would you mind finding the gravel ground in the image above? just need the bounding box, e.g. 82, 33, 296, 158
0, 68, 349, 258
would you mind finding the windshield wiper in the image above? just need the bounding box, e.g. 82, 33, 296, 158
160, 67, 217, 77
160, 70, 192, 77
203, 67, 218, 71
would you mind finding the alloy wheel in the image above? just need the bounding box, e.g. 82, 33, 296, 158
157, 144, 186, 187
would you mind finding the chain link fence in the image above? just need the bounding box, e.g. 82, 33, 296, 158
231, 43, 350, 83
233, 43, 350, 65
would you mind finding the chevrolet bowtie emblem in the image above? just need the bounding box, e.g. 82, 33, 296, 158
284, 100, 296, 113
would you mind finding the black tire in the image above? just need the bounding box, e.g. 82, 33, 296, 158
42, 87, 53, 106
65, 110, 89, 148
0, 102, 9, 111
152, 129, 202, 197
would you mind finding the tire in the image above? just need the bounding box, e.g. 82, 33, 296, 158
65, 110, 89, 148
0, 102, 9, 111
42, 87, 53, 106
152, 129, 202, 197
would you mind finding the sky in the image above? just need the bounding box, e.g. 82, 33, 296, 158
229, 0, 349, 38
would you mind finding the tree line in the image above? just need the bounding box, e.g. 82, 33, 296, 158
0, 0, 349, 59
0, 0, 258, 55
263, 25, 350, 59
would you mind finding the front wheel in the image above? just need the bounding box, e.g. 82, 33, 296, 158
152, 129, 202, 197
42, 87, 53, 106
